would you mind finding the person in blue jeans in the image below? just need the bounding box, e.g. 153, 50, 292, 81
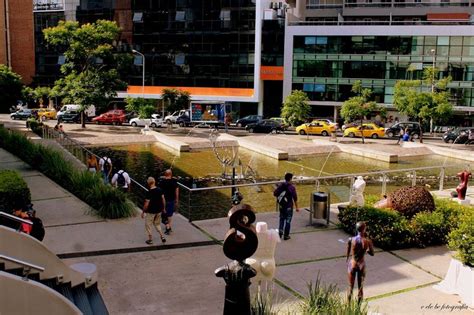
273, 173, 299, 240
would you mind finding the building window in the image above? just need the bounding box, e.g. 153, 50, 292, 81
176, 11, 186, 21
133, 12, 143, 23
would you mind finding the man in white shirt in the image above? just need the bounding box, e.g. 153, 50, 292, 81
111, 169, 131, 193
98, 156, 112, 184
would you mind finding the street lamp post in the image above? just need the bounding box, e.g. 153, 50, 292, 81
430, 49, 436, 134
132, 49, 145, 95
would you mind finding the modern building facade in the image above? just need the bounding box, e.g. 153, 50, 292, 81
0, 0, 35, 84
283, 0, 474, 124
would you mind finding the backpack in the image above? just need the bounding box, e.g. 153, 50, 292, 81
102, 157, 111, 174
276, 184, 290, 209
29, 217, 45, 241
117, 171, 126, 187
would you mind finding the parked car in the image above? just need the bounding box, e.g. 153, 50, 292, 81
57, 104, 95, 121
311, 118, 338, 128
235, 115, 262, 127
443, 127, 474, 144
344, 123, 385, 138
164, 110, 186, 124
129, 114, 164, 128
37, 108, 57, 120
385, 122, 421, 139
245, 119, 284, 133
269, 117, 288, 130
10, 109, 32, 120
296, 121, 336, 136
57, 110, 80, 123
92, 110, 126, 125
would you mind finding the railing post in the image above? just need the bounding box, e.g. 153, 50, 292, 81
349, 176, 355, 198
188, 189, 192, 223
439, 167, 445, 191
412, 170, 416, 186
381, 173, 387, 196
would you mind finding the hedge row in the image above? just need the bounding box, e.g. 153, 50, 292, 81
338, 198, 473, 266
0, 170, 31, 212
0, 126, 135, 219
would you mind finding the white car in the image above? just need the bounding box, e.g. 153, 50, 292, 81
164, 110, 187, 124
129, 114, 164, 128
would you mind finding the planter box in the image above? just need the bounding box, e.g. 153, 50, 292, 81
434, 258, 473, 307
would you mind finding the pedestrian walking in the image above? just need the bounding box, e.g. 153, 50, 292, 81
346, 221, 374, 302
111, 166, 131, 193
396, 128, 404, 144
273, 172, 299, 240
86, 154, 99, 173
141, 177, 166, 245
159, 169, 179, 235
99, 156, 112, 184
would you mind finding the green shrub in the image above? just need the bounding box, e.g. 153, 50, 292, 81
27, 119, 44, 136
448, 210, 474, 267
299, 276, 368, 315
0, 170, 31, 212
338, 205, 413, 249
433, 197, 467, 231
251, 290, 275, 315
0, 126, 136, 219
411, 211, 448, 247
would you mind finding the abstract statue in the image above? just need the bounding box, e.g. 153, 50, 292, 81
245, 222, 280, 284
215, 204, 258, 315
455, 169, 472, 200
349, 176, 366, 207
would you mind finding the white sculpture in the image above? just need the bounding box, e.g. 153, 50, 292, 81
349, 176, 366, 207
245, 222, 280, 283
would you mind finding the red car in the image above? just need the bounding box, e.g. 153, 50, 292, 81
92, 110, 126, 125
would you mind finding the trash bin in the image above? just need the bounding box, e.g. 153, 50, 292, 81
310, 192, 330, 226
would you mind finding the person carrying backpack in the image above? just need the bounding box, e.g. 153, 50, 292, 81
273, 172, 299, 240
99, 156, 112, 184
111, 168, 131, 193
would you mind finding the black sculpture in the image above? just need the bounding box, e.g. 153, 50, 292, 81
215, 204, 258, 315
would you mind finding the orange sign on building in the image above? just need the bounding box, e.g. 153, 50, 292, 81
260, 66, 284, 81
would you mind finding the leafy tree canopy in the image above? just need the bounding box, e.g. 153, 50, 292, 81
0, 65, 24, 113
393, 68, 452, 126
125, 97, 157, 119
281, 90, 311, 126
43, 20, 129, 113
162, 88, 191, 113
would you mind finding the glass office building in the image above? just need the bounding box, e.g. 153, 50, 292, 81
283, 0, 474, 123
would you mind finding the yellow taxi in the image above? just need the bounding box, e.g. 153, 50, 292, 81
36, 108, 57, 120
296, 120, 336, 136
343, 123, 385, 139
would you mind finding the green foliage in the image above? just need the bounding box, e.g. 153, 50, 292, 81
162, 88, 190, 113
0, 170, 31, 213
281, 90, 311, 126
0, 126, 135, 219
448, 210, 474, 266
338, 198, 472, 250
0, 65, 24, 113
299, 276, 368, 315
393, 68, 453, 127
27, 119, 44, 136
251, 290, 275, 315
43, 20, 128, 113
33, 86, 52, 104
125, 97, 157, 118
410, 211, 448, 247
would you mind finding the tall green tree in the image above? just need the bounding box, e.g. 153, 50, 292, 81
43, 20, 129, 127
340, 81, 385, 143
393, 67, 452, 143
281, 90, 311, 126
0, 65, 24, 113
162, 88, 191, 113
125, 97, 157, 119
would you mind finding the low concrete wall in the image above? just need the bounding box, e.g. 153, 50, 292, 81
425, 144, 474, 162
150, 131, 190, 152
313, 139, 397, 163
237, 138, 288, 160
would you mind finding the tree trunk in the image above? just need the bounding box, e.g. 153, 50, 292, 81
419, 118, 423, 143
81, 111, 86, 128
361, 118, 365, 144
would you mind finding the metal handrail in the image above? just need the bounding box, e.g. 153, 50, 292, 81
0, 212, 33, 226
177, 164, 460, 192
0, 254, 45, 273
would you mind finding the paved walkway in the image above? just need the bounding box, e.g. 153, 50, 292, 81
0, 121, 472, 314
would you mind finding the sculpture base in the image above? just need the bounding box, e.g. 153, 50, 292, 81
433, 258, 473, 307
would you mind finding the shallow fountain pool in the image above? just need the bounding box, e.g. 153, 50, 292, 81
90, 143, 469, 221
